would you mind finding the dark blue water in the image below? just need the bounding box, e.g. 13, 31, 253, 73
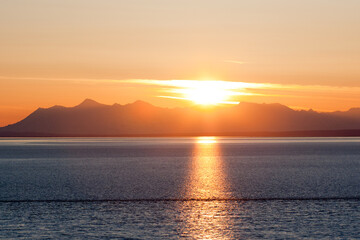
0, 137, 359, 239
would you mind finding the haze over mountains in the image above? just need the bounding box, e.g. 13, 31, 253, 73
1, 99, 360, 137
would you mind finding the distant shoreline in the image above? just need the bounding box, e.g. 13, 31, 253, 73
1, 129, 360, 137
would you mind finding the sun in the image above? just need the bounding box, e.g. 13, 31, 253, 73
184, 83, 229, 105
171, 80, 240, 105
153, 79, 252, 105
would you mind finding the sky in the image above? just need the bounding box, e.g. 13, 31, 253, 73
1, 0, 360, 126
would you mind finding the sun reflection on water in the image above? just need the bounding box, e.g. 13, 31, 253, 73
196, 136, 218, 144
178, 137, 234, 239
186, 136, 228, 199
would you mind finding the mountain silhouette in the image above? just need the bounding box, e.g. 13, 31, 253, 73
1, 99, 360, 136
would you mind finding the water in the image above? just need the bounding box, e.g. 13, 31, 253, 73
0, 137, 359, 239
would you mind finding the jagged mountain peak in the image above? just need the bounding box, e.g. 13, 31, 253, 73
124, 100, 156, 109
76, 99, 106, 108
132, 100, 153, 106
238, 101, 292, 111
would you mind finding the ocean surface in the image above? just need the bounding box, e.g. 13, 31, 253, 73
0, 137, 359, 239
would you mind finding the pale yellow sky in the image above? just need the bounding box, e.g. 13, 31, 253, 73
1, 0, 360, 126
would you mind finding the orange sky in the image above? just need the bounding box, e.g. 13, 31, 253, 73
1, 0, 360, 127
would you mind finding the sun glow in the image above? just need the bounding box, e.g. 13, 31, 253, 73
167, 80, 242, 105
125, 79, 266, 106
180, 82, 231, 105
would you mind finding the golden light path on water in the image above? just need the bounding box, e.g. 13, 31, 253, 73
178, 137, 235, 239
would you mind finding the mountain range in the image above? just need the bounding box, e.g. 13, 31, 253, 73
1, 99, 360, 137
